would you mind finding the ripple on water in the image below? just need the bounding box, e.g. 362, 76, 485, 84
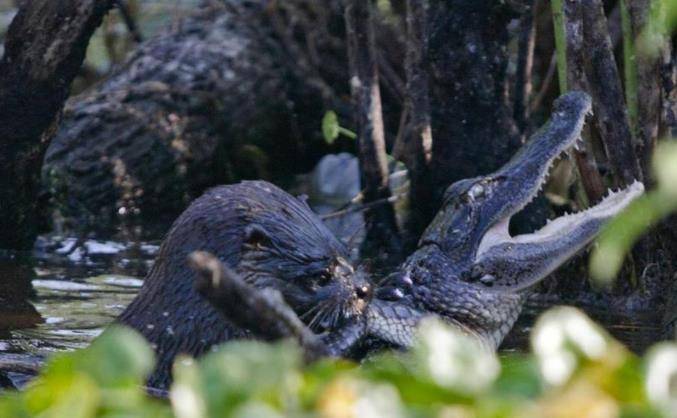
0, 235, 158, 357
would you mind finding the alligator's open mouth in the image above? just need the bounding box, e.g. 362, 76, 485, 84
474, 181, 643, 292
475, 158, 644, 263
473, 91, 643, 264
467, 92, 644, 291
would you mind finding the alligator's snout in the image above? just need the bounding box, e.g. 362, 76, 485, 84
551, 90, 592, 118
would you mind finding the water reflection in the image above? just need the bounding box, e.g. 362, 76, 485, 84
0, 235, 159, 359
0, 255, 42, 337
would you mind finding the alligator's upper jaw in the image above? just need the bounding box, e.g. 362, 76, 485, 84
475, 181, 644, 291
475, 92, 592, 256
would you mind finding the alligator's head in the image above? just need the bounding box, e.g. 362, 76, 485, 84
368, 91, 644, 349
421, 91, 593, 260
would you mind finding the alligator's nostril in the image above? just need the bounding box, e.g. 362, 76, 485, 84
480, 274, 496, 286
398, 272, 413, 288
375, 286, 403, 301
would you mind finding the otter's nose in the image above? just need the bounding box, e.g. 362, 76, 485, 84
355, 283, 372, 299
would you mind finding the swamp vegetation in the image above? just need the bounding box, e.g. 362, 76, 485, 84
0, 0, 676, 417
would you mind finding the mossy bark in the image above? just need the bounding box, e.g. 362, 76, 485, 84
0, 0, 114, 250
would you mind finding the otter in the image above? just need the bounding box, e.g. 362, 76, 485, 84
117, 181, 371, 389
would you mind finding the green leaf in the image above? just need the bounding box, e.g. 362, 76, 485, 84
322, 111, 340, 144
590, 141, 677, 284
493, 355, 543, 399
24, 373, 100, 418
171, 340, 303, 416
77, 325, 156, 387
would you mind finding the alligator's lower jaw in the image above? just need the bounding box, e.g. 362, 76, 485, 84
477, 181, 644, 260
513, 181, 643, 244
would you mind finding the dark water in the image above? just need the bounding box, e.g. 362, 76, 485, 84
501, 296, 662, 354
0, 233, 161, 386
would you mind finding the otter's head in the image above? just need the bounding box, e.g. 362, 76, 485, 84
239, 223, 372, 334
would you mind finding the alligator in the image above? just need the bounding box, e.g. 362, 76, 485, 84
191, 91, 643, 359
327, 91, 644, 352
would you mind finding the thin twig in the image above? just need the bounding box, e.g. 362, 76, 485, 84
377, 51, 406, 102
115, 0, 143, 43
514, 5, 535, 131
320, 192, 407, 221
530, 52, 557, 113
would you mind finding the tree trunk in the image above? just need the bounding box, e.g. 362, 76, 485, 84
0, 0, 114, 250
562, 0, 606, 204
41, 1, 377, 232
399, 0, 434, 240
582, 0, 643, 186
343, 0, 401, 255
426, 0, 521, 204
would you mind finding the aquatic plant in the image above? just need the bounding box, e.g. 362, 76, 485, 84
1, 307, 674, 418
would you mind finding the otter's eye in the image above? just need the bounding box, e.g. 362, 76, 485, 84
468, 183, 485, 199
317, 272, 332, 287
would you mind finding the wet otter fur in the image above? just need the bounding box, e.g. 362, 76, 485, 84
117, 181, 371, 388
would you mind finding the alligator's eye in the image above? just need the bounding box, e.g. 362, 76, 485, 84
468, 183, 485, 199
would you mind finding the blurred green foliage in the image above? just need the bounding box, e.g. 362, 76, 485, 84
1, 308, 675, 417
590, 142, 677, 284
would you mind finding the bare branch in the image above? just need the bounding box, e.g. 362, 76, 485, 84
0, 0, 114, 250
344, 0, 401, 254
189, 251, 330, 362
582, 0, 643, 185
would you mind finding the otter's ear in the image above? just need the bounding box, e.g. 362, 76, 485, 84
243, 224, 272, 248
